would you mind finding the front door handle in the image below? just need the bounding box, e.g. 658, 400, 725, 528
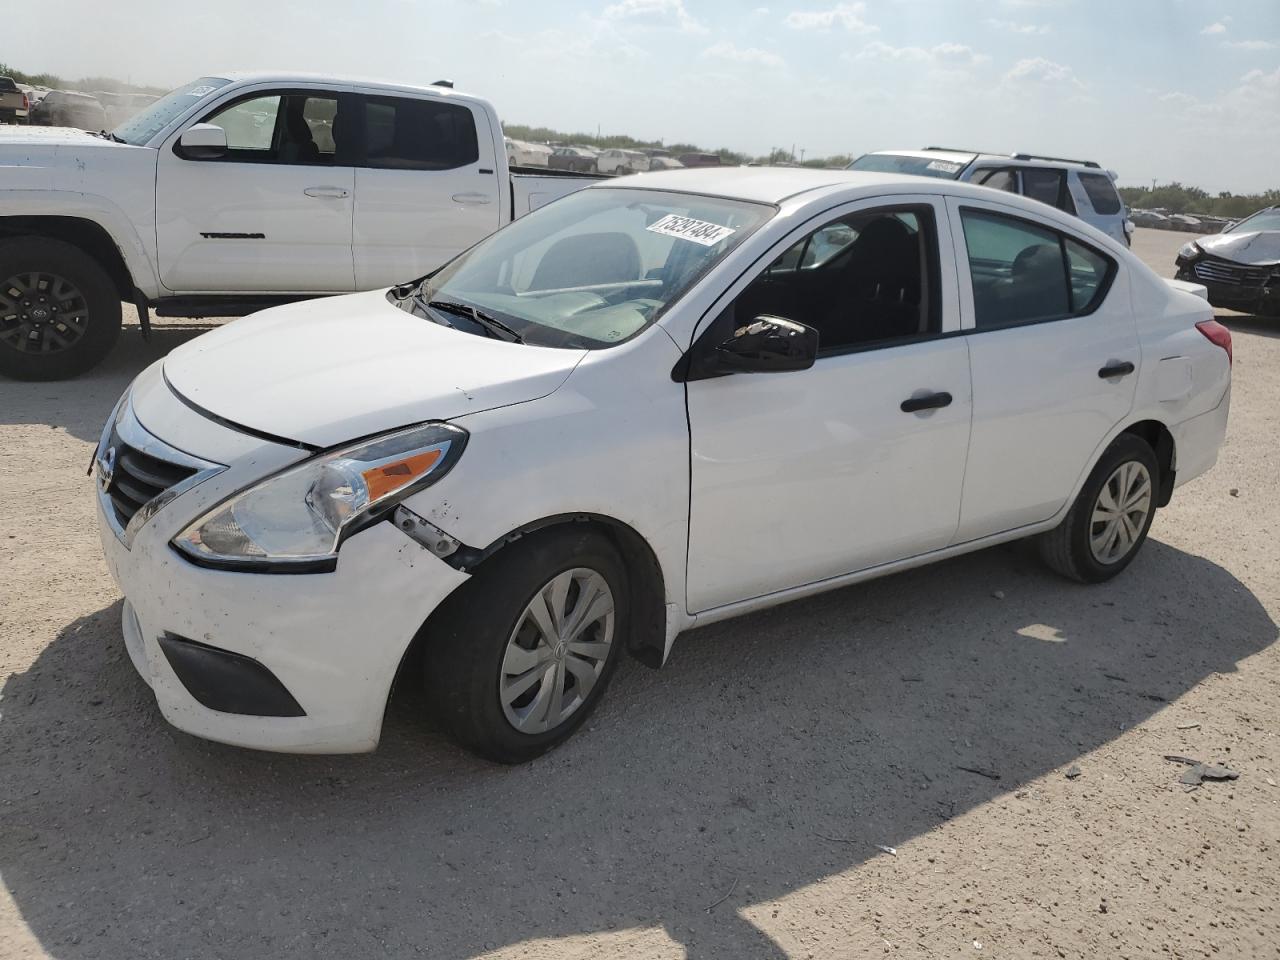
303, 186, 350, 199
452, 192, 493, 205
900, 391, 953, 413
1098, 361, 1136, 379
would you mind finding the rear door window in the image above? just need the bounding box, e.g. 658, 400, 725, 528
1077, 172, 1122, 215
960, 209, 1114, 328
1020, 168, 1074, 213
361, 96, 479, 170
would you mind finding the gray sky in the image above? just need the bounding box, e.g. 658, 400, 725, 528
16, 0, 1280, 192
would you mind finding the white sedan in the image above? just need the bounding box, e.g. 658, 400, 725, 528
94, 169, 1232, 762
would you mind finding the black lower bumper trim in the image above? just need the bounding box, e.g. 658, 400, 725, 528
158, 634, 306, 717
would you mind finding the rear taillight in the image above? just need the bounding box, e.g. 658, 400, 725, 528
21, 93, 28, 110
1196, 319, 1232, 366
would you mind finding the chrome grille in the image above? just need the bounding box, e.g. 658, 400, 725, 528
95, 396, 225, 547
1194, 258, 1271, 287
102, 431, 199, 528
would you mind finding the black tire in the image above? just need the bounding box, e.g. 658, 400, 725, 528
0, 237, 122, 381
1039, 433, 1160, 583
423, 527, 629, 763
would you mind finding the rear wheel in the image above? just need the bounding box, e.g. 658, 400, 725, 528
0, 237, 122, 381
423, 527, 628, 763
1039, 433, 1159, 583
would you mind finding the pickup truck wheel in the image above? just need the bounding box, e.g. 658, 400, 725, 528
0, 238, 122, 381
423, 527, 628, 764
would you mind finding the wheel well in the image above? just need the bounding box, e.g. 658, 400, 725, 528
0, 216, 133, 300
389, 514, 669, 704
1121, 419, 1175, 507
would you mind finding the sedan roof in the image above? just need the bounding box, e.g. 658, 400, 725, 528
605, 167, 948, 204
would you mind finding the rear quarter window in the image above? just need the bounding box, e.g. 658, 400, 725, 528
1078, 172, 1122, 215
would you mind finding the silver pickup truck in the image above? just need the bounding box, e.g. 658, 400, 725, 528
0, 77, 28, 124
0, 72, 604, 379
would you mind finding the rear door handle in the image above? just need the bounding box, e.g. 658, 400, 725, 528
900, 391, 953, 413
1098, 361, 1135, 379
303, 186, 349, 198
452, 192, 493, 205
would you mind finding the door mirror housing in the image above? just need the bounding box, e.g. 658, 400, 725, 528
680, 315, 819, 381
177, 123, 228, 160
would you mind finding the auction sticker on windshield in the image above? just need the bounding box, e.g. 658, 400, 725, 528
647, 214, 736, 247
926, 159, 962, 174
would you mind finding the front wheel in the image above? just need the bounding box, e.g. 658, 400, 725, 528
0, 237, 122, 381
1038, 433, 1160, 583
423, 527, 628, 763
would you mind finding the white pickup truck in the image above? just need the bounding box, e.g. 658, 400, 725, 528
0, 73, 601, 379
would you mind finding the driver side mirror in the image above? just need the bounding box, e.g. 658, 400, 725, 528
177, 123, 227, 160
679, 315, 819, 381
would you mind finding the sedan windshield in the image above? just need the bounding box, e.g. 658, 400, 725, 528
1227, 208, 1280, 234
847, 153, 969, 179
111, 77, 231, 146
405, 188, 774, 348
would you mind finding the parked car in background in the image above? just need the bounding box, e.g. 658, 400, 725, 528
29, 90, 107, 130
1176, 205, 1280, 316
549, 145, 598, 172
0, 76, 28, 124
678, 152, 722, 168
1129, 209, 1169, 229
0, 73, 602, 380
647, 155, 684, 170
92, 167, 1230, 762
848, 148, 1132, 246
596, 148, 649, 175
505, 137, 552, 168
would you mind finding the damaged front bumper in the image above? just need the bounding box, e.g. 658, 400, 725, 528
1176, 255, 1280, 316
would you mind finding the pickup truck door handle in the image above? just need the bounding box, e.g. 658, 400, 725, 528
1098, 361, 1136, 379
452, 192, 493, 205
900, 391, 953, 413
303, 186, 350, 199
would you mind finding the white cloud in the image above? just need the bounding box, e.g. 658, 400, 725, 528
602, 0, 707, 34
985, 18, 1050, 35
1223, 39, 1276, 50
784, 2, 878, 33
1201, 21, 1229, 35
703, 40, 784, 68
1003, 56, 1083, 87
854, 41, 988, 67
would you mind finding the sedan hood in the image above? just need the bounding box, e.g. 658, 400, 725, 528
1196, 230, 1280, 266
163, 290, 587, 448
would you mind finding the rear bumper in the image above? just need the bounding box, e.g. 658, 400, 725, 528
1172, 386, 1231, 490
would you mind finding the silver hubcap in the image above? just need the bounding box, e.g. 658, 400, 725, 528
500, 568, 615, 735
1090, 461, 1152, 564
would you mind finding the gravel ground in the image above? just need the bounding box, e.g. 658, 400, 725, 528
1, 229, 1277, 959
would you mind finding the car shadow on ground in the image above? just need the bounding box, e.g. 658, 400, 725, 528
1, 538, 1273, 959
1218, 311, 1278, 340
0, 322, 216, 443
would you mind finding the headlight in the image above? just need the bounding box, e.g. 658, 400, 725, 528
172, 422, 467, 571
1178, 241, 1201, 260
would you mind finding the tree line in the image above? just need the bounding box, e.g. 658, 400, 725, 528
0, 62, 165, 96
1117, 183, 1280, 219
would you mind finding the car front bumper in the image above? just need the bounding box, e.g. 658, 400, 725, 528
96, 365, 469, 754
1175, 267, 1280, 316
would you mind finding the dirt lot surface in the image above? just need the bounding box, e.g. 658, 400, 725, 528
1, 229, 1277, 959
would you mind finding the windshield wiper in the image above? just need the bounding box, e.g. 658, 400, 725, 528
425, 299, 524, 344
95, 130, 125, 143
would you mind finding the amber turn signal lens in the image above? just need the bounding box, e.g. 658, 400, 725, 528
362, 449, 443, 501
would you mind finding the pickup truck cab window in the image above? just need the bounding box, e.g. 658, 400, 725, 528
405, 187, 773, 348
361, 96, 479, 170
195, 91, 343, 165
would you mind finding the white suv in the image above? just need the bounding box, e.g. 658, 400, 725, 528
849, 148, 1133, 246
